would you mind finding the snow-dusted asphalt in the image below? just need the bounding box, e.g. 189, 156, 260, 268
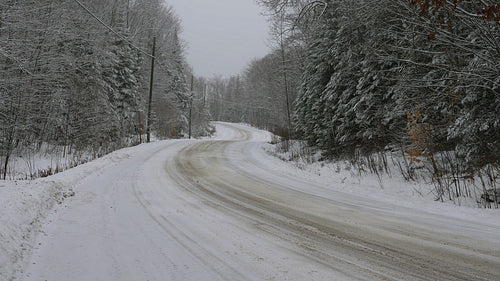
23, 123, 500, 280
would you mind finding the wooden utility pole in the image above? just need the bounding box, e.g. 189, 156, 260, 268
146, 36, 156, 143
189, 75, 193, 139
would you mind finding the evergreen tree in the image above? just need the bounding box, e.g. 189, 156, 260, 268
103, 3, 142, 141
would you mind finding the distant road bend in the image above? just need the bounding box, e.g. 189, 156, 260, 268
25, 123, 500, 281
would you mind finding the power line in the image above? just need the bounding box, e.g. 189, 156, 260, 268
0, 47, 33, 76
72, 0, 154, 58
0, 1, 154, 75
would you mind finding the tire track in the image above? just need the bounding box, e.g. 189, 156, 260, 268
166, 127, 500, 281
131, 142, 250, 281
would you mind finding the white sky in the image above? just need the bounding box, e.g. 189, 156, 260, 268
165, 0, 271, 78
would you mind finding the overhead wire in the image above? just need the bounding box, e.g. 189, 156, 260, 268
72, 0, 154, 58
1, 0, 155, 75
0, 46, 33, 76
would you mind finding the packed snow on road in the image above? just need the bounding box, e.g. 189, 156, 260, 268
1, 123, 499, 281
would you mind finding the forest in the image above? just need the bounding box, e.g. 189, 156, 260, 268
1, 0, 499, 205
0, 0, 211, 179
206, 0, 500, 204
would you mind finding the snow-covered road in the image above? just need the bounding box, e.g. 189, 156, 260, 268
22, 123, 500, 280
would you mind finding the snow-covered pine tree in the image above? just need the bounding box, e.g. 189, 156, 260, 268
294, 11, 337, 152
158, 28, 189, 138
103, 2, 142, 144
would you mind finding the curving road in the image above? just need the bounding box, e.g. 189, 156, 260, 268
24, 123, 500, 281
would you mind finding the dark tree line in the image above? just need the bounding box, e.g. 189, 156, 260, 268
209, 0, 499, 203
0, 0, 205, 179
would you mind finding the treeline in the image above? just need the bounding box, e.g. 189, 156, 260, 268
211, 0, 499, 203
202, 50, 301, 137
292, 0, 499, 167
0, 0, 209, 179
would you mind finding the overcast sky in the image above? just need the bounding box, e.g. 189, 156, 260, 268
165, 0, 271, 78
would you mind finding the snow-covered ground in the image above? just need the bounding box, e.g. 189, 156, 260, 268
1, 122, 499, 281
264, 141, 500, 225
2, 144, 98, 181
0, 142, 151, 280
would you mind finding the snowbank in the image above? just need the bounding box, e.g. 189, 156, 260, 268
0, 180, 64, 280
0, 143, 147, 280
263, 140, 500, 226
